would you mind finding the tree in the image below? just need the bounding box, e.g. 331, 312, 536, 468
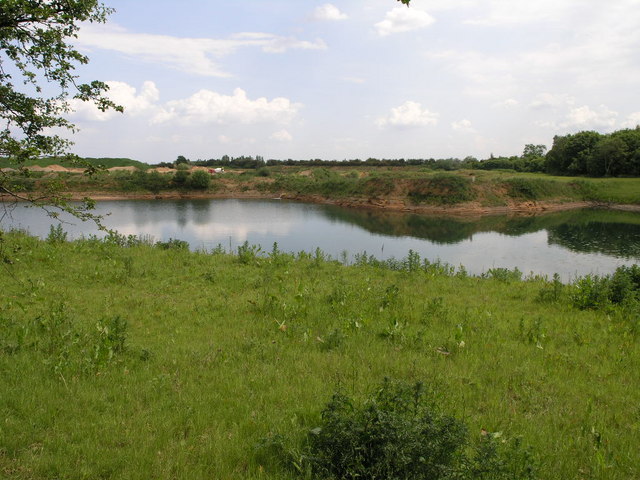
522, 144, 547, 159
1, 0, 121, 224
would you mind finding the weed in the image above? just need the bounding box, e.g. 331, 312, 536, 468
155, 238, 189, 250
537, 273, 564, 303
238, 241, 263, 264
483, 267, 523, 282
91, 315, 127, 369
46, 224, 67, 244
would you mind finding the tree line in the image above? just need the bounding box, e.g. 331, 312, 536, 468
163, 127, 640, 178
545, 128, 640, 176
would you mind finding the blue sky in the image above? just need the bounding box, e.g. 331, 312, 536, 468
66, 0, 640, 164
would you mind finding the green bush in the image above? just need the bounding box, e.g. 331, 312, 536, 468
259, 379, 536, 479
172, 167, 190, 185
570, 265, 640, 309
189, 170, 211, 189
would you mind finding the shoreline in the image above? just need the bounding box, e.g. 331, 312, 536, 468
40, 190, 640, 217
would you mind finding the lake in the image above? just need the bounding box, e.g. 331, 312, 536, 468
4, 198, 640, 281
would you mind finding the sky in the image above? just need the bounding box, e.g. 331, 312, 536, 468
64, 0, 640, 164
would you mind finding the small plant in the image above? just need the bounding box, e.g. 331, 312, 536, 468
484, 267, 522, 282
537, 273, 564, 303
46, 224, 68, 244
155, 238, 189, 250
92, 315, 128, 368
237, 240, 262, 264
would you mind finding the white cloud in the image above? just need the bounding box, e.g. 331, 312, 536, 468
529, 93, 575, 110
374, 7, 435, 37
562, 105, 618, 129
153, 88, 302, 126
270, 129, 293, 142
68, 80, 160, 121
451, 119, 475, 132
376, 101, 439, 128
621, 112, 640, 129
77, 24, 326, 77
312, 4, 348, 21
218, 135, 231, 144
496, 98, 519, 109
539, 104, 620, 130
464, 0, 575, 26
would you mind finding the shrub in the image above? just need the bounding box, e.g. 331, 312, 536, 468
259, 379, 536, 479
570, 265, 640, 309
189, 170, 211, 189
172, 167, 190, 185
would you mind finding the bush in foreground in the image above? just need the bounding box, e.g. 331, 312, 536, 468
259, 379, 536, 479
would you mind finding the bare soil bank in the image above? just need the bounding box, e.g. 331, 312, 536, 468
57, 190, 640, 217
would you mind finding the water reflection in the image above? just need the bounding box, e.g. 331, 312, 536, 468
320, 206, 640, 257
3, 198, 639, 279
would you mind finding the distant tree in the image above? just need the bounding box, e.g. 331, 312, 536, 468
545, 131, 602, 175
523, 144, 547, 158
521, 144, 547, 172
175, 155, 189, 165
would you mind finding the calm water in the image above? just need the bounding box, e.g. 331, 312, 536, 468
4, 198, 640, 280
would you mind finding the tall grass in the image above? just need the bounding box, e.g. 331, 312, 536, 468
0, 231, 639, 479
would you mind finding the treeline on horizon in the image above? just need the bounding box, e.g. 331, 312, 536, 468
157, 127, 640, 178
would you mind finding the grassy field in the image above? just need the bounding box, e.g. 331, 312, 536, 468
0, 231, 638, 479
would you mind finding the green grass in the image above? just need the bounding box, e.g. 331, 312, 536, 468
0, 231, 638, 479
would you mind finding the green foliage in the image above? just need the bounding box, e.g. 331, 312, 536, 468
237, 240, 262, 264
298, 379, 536, 480
189, 169, 211, 189
155, 238, 189, 250
570, 265, 640, 309
545, 128, 640, 177
172, 167, 190, 185
483, 267, 523, 282
46, 224, 67, 244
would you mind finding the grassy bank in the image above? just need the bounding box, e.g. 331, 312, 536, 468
0, 231, 638, 479
3, 166, 639, 212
